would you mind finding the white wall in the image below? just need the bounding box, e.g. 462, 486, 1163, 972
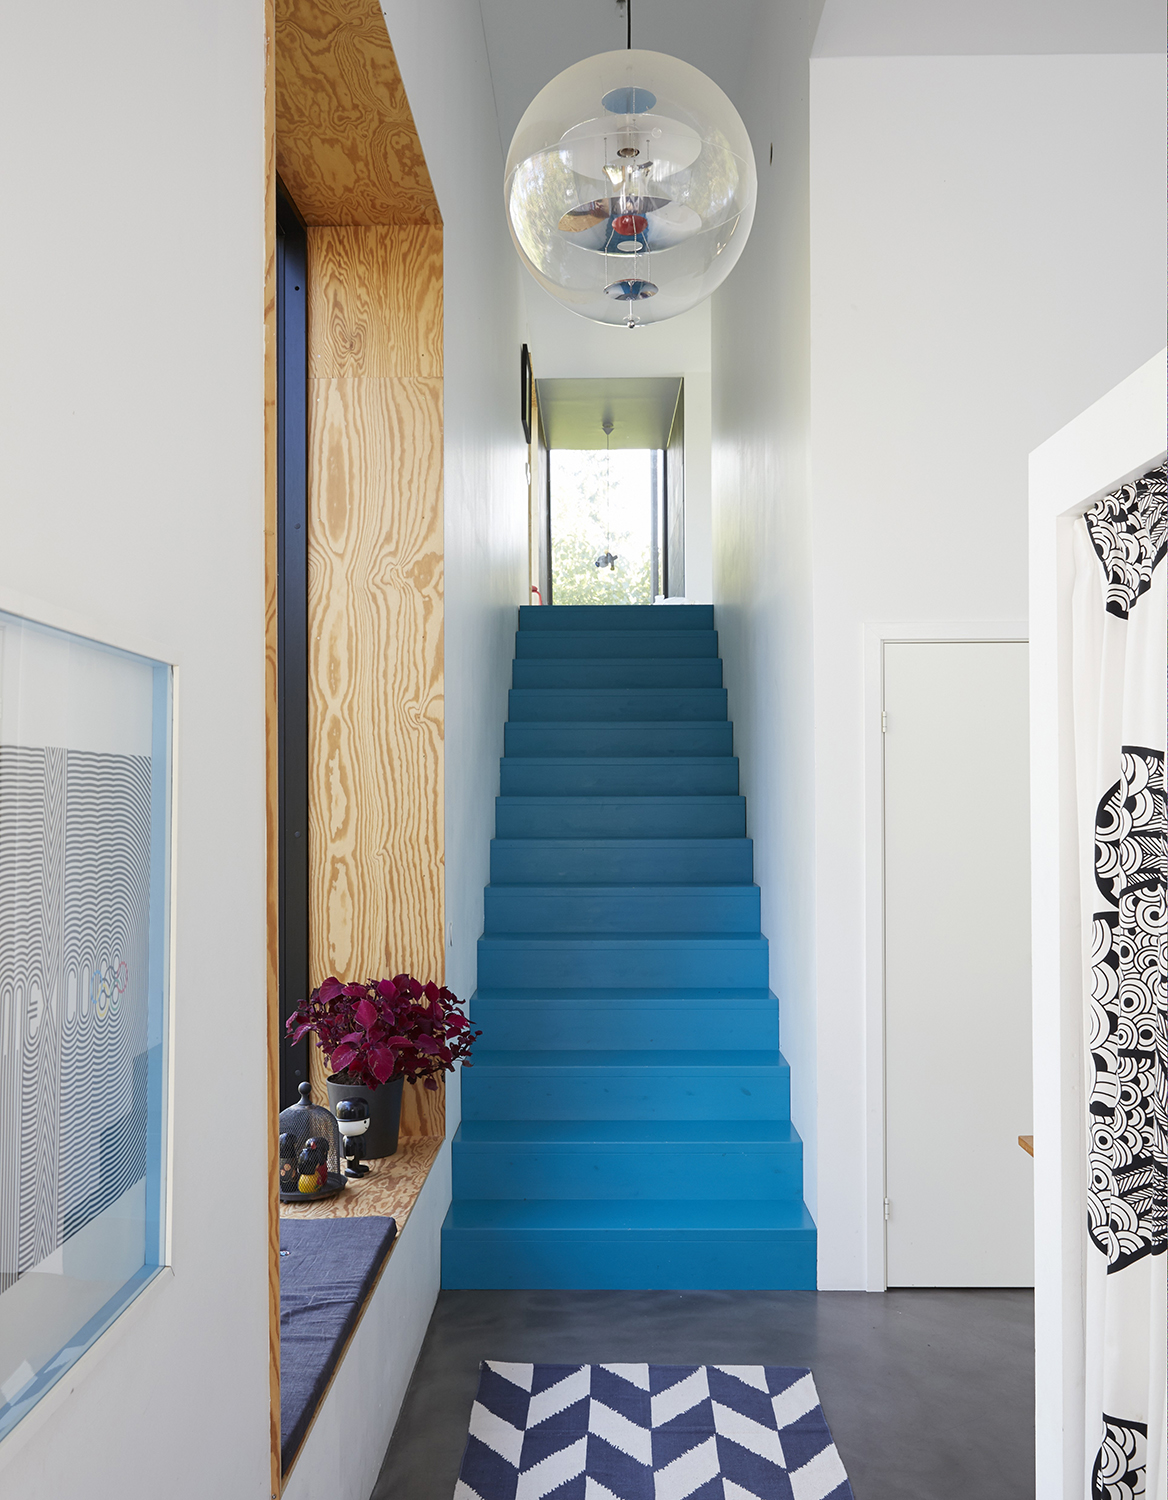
0, 1, 525, 1492
808, 54, 1166, 1287
355, 0, 527, 1466
711, 0, 823, 1237
0, 2, 270, 1494
381, 0, 529, 1141
813, 0, 1166, 56
524, 285, 714, 601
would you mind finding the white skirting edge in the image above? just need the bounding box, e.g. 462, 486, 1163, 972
281, 1143, 451, 1500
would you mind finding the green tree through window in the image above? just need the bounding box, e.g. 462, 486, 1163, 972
551, 449, 654, 606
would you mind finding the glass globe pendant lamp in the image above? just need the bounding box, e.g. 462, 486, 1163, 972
505, 49, 757, 328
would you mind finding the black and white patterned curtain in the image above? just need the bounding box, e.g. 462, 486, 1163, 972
1072, 462, 1166, 1500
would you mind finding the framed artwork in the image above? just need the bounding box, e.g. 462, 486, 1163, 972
521, 343, 533, 444
0, 609, 172, 1442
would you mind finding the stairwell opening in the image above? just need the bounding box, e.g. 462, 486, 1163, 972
534, 376, 686, 606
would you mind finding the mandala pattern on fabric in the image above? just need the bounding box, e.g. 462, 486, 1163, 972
1084, 462, 1167, 620
1088, 748, 1167, 1272
1092, 1412, 1148, 1500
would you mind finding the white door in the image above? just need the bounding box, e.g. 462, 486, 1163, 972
883, 641, 1034, 1286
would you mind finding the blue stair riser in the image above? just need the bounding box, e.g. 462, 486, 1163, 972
483, 885, 761, 934
505, 722, 734, 758
452, 1140, 804, 1202
469, 994, 780, 1051
495, 797, 746, 840
489, 838, 754, 885
441, 1223, 816, 1291
520, 604, 714, 631
513, 659, 723, 689
500, 757, 740, 797
516, 630, 719, 660
461, 1059, 790, 1121
477, 935, 770, 989
509, 687, 728, 723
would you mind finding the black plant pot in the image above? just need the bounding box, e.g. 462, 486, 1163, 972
326, 1074, 404, 1160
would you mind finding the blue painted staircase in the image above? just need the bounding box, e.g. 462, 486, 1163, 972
440, 604, 816, 1289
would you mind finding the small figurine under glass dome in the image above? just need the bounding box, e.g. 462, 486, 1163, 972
277, 1082, 346, 1201
334, 1097, 371, 1179
279, 1132, 299, 1193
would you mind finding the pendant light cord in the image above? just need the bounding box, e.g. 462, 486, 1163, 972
606, 424, 613, 554
626, 0, 631, 49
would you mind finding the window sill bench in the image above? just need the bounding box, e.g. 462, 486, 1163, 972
278, 1136, 444, 1481
279, 1136, 443, 1229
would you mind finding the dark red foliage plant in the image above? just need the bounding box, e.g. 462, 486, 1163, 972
285, 974, 481, 1092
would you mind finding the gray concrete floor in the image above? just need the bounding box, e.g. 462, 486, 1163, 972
370, 1287, 1034, 1500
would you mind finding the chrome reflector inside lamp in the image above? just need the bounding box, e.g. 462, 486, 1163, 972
505, 50, 757, 328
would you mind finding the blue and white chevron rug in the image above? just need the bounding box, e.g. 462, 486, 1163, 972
454, 1362, 854, 1500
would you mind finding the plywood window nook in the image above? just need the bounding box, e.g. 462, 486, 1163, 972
268, 0, 445, 1487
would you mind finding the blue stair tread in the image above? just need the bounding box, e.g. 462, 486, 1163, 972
514, 661, 723, 687
498, 757, 740, 798
482, 883, 759, 896
500, 756, 735, 766
496, 795, 742, 808
471, 1049, 787, 1070
504, 723, 735, 758
455, 1119, 801, 1145
519, 605, 713, 631
515, 630, 719, 658
507, 719, 731, 731
483, 886, 761, 935
478, 933, 768, 946
508, 692, 728, 726
443, 1199, 816, 1236
491, 837, 748, 846
491, 837, 750, 857
472, 986, 773, 1001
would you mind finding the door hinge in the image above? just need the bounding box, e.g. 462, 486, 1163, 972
883, 1197, 890, 1221
881, 710, 887, 734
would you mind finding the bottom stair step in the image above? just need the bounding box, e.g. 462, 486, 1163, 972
440, 1199, 817, 1290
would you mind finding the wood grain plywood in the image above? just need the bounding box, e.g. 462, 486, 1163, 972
275, 0, 439, 227
308, 371, 444, 978
309, 225, 442, 378
279, 1136, 442, 1225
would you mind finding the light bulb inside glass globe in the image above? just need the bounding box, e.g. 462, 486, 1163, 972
505, 50, 757, 328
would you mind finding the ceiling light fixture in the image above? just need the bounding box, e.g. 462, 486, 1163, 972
504, 10, 757, 330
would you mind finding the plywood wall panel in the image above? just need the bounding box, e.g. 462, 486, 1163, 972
275, 0, 439, 227
308, 371, 444, 979
309, 225, 442, 378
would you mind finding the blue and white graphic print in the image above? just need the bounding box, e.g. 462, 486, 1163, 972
455, 1362, 854, 1500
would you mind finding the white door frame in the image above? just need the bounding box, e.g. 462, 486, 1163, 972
862, 619, 1027, 1292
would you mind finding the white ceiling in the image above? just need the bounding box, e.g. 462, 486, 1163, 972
537, 376, 683, 449
477, 0, 760, 158
813, 0, 1166, 57
477, 0, 1165, 163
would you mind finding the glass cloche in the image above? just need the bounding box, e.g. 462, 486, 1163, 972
505, 49, 757, 328
278, 1082, 345, 1202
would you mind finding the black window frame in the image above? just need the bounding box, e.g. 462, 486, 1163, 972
276, 178, 310, 1107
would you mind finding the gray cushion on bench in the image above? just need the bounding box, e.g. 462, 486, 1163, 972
279, 1215, 398, 1473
